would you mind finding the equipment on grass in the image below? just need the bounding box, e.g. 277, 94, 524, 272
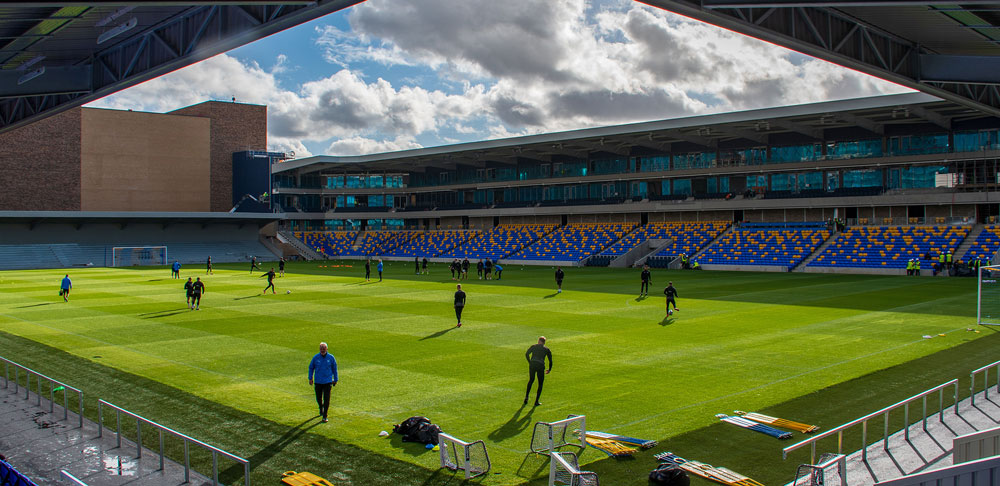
585, 431, 657, 449
715, 414, 793, 439
281, 471, 334, 486
438, 432, 491, 479
654, 452, 764, 486
584, 437, 636, 457
112, 246, 167, 267
734, 411, 818, 433
650, 464, 690, 486
550, 451, 599, 486
978, 265, 1000, 326
530, 415, 586, 455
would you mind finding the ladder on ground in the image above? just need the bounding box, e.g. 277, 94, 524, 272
791, 230, 840, 272
276, 230, 325, 260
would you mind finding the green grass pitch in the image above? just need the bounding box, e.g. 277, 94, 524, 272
0, 261, 995, 486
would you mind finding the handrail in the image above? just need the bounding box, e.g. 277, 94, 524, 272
1, 356, 84, 428
783, 379, 959, 464
97, 400, 250, 486
969, 359, 1000, 406
61, 470, 89, 485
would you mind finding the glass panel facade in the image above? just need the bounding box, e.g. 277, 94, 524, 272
673, 179, 692, 195
770, 173, 793, 191
955, 130, 1000, 152
901, 165, 948, 188
639, 155, 670, 172
827, 139, 882, 159
552, 161, 587, 178
889, 133, 949, 156
591, 157, 629, 175
771, 144, 821, 163
673, 152, 715, 170
842, 169, 883, 188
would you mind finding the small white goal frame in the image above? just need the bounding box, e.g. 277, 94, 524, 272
550, 451, 599, 486
112, 246, 168, 267
977, 265, 1000, 326
438, 432, 491, 479
530, 415, 586, 455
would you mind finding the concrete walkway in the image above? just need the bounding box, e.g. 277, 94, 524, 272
791, 387, 1000, 485
0, 384, 214, 486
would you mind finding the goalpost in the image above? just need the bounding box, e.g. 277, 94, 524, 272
438, 432, 491, 479
530, 415, 586, 455
112, 246, 168, 267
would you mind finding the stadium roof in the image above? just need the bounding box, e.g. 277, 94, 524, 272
274, 92, 987, 174
0, 1, 360, 134
640, 0, 1000, 118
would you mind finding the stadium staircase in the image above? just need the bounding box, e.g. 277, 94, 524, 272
618, 237, 673, 268
790, 230, 838, 272
277, 230, 325, 260
674, 224, 734, 269
953, 224, 984, 263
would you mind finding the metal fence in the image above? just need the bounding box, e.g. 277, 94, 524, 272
783, 379, 960, 464
970, 359, 1000, 406
1, 356, 83, 428
97, 400, 250, 486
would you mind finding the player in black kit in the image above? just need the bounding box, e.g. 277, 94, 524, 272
524, 337, 552, 406
664, 281, 679, 314
640, 265, 651, 297
261, 268, 277, 294
555, 267, 564, 293
454, 284, 466, 327
184, 277, 194, 308
191, 278, 205, 310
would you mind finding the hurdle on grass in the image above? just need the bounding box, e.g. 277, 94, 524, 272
98, 400, 250, 486
1, 355, 84, 428
782, 379, 959, 464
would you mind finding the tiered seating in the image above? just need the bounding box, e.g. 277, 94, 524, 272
808, 225, 970, 269
514, 223, 636, 261
962, 226, 1000, 264
441, 224, 555, 260
650, 222, 730, 259
386, 230, 480, 258
700, 222, 830, 269
342, 231, 415, 257
297, 231, 358, 257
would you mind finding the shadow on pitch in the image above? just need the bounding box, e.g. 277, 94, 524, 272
488, 403, 533, 442
15, 303, 56, 308
142, 309, 189, 319
233, 294, 260, 300
659, 316, 674, 326
387, 431, 434, 456
419, 327, 458, 341
543, 293, 558, 299
219, 417, 320, 482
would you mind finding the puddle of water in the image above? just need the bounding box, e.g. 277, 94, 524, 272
102, 453, 138, 476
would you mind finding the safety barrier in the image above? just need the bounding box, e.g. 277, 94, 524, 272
874, 454, 1000, 486
783, 379, 959, 464
969, 359, 1000, 406
98, 400, 250, 486
1, 356, 83, 428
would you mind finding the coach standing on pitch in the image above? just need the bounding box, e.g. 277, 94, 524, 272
524, 336, 552, 406
454, 284, 466, 327
308, 342, 338, 423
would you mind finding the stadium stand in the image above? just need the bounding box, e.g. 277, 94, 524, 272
808, 225, 971, 269
0, 241, 274, 270
440, 224, 555, 260
699, 222, 831, 269
961, 225, 1000, 264
297, 231, 358, 257
648, 222, 730, 259
513, 223, 636, 261
341, 231, 416, 257
386, 230, 480, 258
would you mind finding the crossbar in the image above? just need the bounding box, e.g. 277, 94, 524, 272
783, 379, 959, 463
97, 399, 250, 486
1, 355, 84, 428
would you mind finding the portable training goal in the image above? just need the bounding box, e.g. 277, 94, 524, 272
438, 432, 491, 479
530, 415, 586, 455
112, 246, 167, 267
978, 265, 1000, 326
550, 451, 599, 486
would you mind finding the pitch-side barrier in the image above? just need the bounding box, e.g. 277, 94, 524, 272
1, 356, 84, 428
969, 358, 1000, 406
98, 400, 250, 486
783, 379, 959, 464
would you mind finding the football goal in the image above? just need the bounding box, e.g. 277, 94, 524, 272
550, 451, 599, 486
112, 246, 167, 267
438, 432, 491, 479
978, 265, 1000, 326
530, 415, 586, 455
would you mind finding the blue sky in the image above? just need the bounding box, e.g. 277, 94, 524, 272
87, 0, 909, 157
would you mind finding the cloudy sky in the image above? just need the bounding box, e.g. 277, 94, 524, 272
86, 0, 910, 157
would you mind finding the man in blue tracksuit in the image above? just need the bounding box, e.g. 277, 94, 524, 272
171, 261, 181, 279
60, 274, 72, 302
308, 342, 339, 423
377, 259, 384, 282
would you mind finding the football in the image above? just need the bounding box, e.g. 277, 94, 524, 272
286, 290, 291, 294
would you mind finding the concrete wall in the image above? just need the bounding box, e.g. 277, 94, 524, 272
80, 108, 211, 212
171, 102, 267, 212
0, 108, 82, 211
501, 215, 561, 225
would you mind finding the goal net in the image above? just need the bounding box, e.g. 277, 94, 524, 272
550, 451, 599, 486
979, 265, 1000, 325
531, 415, 586, 455
112, 246, 167, 267
438, 432, 491, 479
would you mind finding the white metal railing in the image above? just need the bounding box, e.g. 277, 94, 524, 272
873, 454, 1000, 486
97, 400, 250, 486
61, 470, 89, 485
969, 359, 1000, 406
1, 356, 84, 428
783, 379, 959, 464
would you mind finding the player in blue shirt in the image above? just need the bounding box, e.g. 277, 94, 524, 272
60, 275, 72, 302
308, 342, 339, 423
377, 259, 384, 282
171, 261, 181, 279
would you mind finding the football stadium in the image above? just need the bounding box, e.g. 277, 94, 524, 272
3, 2, 1000, 486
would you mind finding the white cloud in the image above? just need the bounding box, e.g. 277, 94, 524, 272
326, 135, 422, 155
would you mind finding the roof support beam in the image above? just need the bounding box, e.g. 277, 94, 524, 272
665, 130, 716, 148
701, 0, 998, 7
0, 65, 91, 97
919, 54, 1000, 85
771, 119, 824, 139
907, 105, 951, 129
833, 112, 884, 135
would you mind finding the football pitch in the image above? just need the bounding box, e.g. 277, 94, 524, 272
0, 262, 995, 486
